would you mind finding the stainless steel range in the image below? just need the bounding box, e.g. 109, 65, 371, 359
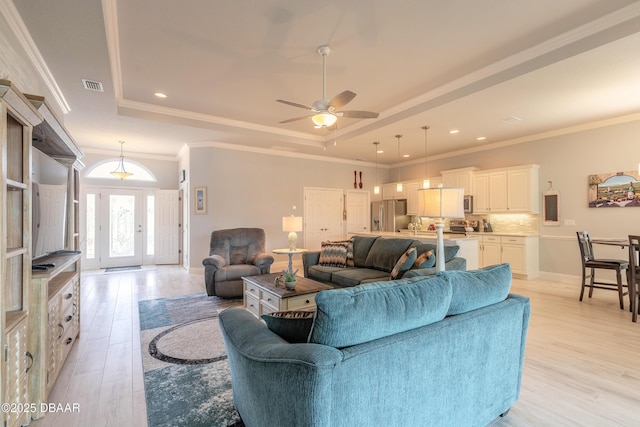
448, 219, 468, 234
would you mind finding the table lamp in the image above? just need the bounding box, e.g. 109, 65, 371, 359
282, 216, 303, 251
418, 187, 465, 272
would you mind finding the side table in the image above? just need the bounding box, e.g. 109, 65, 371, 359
272, 248, 307, 274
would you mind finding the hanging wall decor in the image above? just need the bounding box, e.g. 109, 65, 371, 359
588, 171, 640, 208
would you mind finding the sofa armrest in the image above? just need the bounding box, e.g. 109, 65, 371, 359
219, 307, 342, 364
202, 254, 226, 269
302, 251, 321, 278
445, 256, 467, 271
253, 252, 275, 273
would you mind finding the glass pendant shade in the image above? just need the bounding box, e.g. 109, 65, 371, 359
423, 179, 430, 189
374, 185, 380, 194
312, 112, 337, 127
111, 141, 133, 180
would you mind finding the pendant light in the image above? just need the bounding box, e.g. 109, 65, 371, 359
373, 141, 380, 194
111, 141, 133, 180
395, 134, 403, 192
422, 125, 431, 189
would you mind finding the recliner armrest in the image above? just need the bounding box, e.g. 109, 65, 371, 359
253, 253, 275, 272
202, 254, 226, 269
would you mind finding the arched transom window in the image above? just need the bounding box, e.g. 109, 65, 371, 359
85, 159, 157, 182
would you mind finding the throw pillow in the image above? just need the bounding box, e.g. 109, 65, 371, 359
261, 311, 315, 343
414, 250, 435, 269
390, 247, 418, 279
319, 240, 351, 267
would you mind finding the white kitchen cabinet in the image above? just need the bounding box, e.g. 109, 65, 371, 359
472, 165, 539, 213
479, 234, 539, 279
382, 182, 407, 200
480, 235, 501, 267
405, 181, 421, 215
441, 167, 476, 195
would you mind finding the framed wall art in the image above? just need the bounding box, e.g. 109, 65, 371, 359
195, 187, 207, 214
588, 171, 640, 208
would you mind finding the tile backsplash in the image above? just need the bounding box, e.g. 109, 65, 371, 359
467, 213, 539, 234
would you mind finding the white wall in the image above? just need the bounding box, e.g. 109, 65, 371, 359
187, 145, 389, 271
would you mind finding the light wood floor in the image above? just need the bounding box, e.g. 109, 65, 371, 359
30, 266, 640, 427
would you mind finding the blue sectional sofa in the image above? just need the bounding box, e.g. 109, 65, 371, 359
219, 263, 530, 427
302, 235, 467, 287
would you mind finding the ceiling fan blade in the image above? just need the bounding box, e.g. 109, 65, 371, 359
276, 99, 313, 110
338, 110, 379, 119
279, 115, 314, 124
328, 90, 356, 110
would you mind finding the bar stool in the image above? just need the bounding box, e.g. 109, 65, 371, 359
576, 231, 629, 309
628, 235, 640, 322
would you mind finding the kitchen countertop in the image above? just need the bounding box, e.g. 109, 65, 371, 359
395, 230, 540, 238
352, 231, 480, 240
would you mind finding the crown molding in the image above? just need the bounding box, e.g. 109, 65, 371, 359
0, 0, 70, 114
82, 146, 176, 162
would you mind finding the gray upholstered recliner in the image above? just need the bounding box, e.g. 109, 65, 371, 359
202, 228, 274, 298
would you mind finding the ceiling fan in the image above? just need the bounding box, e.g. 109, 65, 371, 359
277, 45, 379, 128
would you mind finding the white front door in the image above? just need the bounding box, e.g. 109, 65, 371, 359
100, 189, 144, 268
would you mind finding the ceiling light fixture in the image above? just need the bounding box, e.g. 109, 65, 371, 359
312, 112, 337, 128
110, 141, 133, 180
476, 136, 486, 141
154, 92, 167, 98
395, 134, 403, 193
449, 129, 460, 134
422, 125, 430, 189
373, 141, 380, 195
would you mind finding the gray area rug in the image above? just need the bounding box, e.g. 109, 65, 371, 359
138, 293, 244, 427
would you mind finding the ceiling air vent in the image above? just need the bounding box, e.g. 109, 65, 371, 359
82, 79, 104, 92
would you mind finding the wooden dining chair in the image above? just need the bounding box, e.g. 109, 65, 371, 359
628, 235, 640, 322
576, 231, 629, 309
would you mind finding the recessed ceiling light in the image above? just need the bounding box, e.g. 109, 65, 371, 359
154, 92, 168, 98
476, 136, 486, 141
402, 154, 410, 158
502, 116, 522, 124
449, 129, 460, 134
376, 150, 384, 154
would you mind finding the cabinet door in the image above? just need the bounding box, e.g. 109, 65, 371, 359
501, 244, 526, 274
482, 241, 501, 267
489, 171, 508, 211
507, 168, 531, 212
405, 182, 420, 215
441, 173, 458, 189
382, 183, 396, 200
5, 317, 29, 427
472, 173, 490, 213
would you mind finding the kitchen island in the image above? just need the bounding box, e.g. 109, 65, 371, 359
348, 231, 479, 270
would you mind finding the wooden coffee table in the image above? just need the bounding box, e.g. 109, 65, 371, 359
242, 273, 333, 318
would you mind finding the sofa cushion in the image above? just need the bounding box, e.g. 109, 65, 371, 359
414, 250, 435, 269
319, 240, 351, 267
414, 243, 459, 263
309, 276, 452, 348
390, 247, 418, 279
330, 268, 390, 288
364, 238, 414, 273
441, 263, 512, 316
261, 311, 315, 343
352, 236, 379, 267
308, 265, 344, 283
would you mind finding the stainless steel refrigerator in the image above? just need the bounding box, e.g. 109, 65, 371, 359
371, 200, 411, 232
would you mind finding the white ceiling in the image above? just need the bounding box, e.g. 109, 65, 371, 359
11, 0, 640, 165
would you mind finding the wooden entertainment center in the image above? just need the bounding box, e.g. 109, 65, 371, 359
1, 80, 84, 424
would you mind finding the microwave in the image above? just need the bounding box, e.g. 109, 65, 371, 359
463, 195, 473, 213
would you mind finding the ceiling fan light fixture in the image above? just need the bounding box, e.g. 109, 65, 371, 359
312, 112, 337, 127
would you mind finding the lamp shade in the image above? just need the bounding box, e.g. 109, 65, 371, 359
418, 187, 465, 218
282, 216, 303, 232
